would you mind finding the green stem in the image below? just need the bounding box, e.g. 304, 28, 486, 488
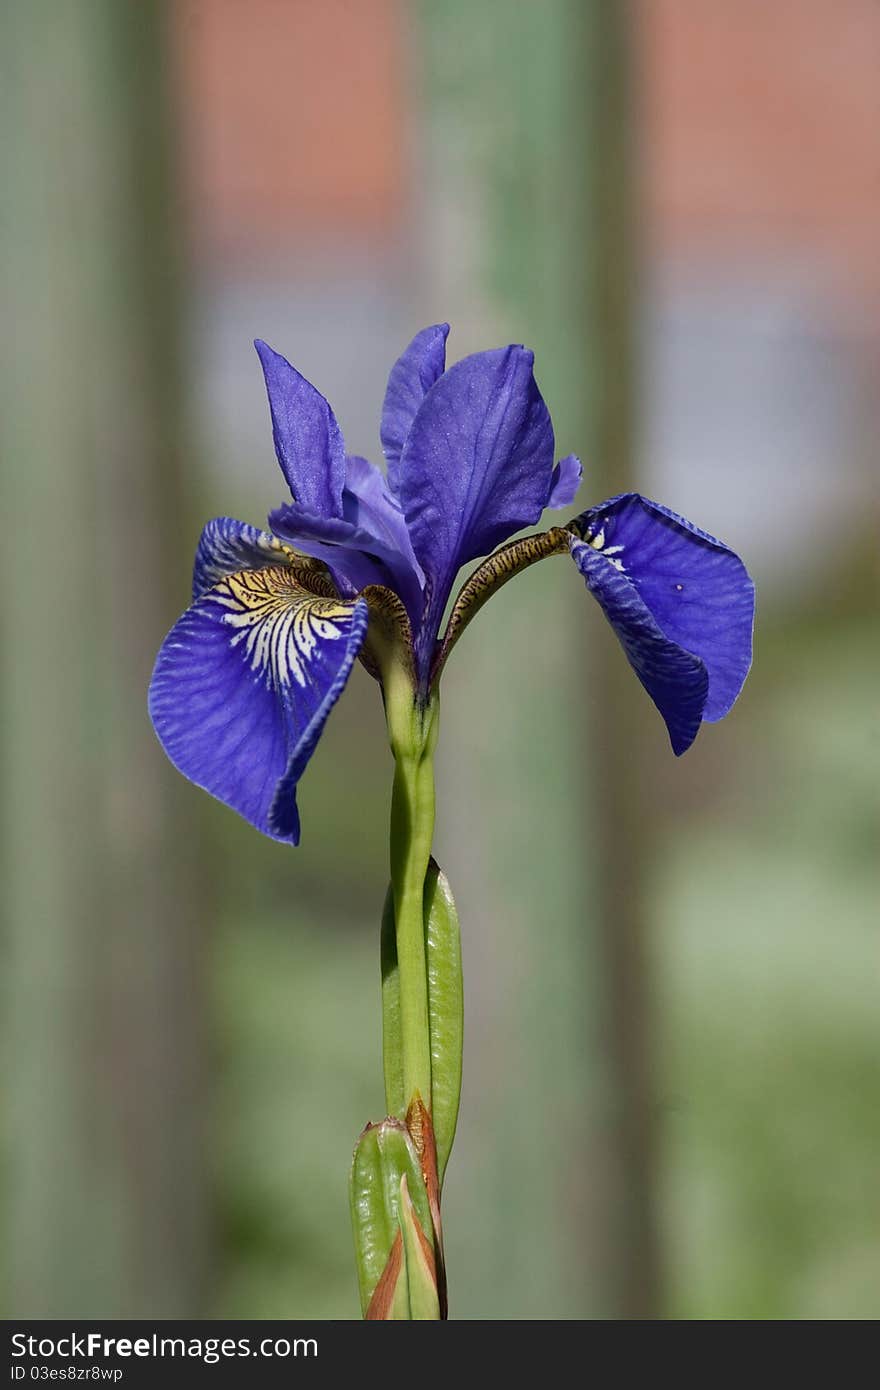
383, 663, 439, 1114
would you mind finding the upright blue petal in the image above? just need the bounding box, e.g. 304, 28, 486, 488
547, 454, 583, 509
399, 346, 556, 680
255, 339, 346, 517
574, 494, 754, 722
149, 566, 368, 843
380, 324, 449, 493
192, 516, 310, 600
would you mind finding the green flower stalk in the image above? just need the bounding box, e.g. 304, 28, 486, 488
384, 672, 439, 1117
148, 324, 755, 1318
351, 613, 460, 1318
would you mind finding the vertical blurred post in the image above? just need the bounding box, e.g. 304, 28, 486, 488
1, 2, 207, 1314
577, 3, 662, 1319
419, 0, 659, 1316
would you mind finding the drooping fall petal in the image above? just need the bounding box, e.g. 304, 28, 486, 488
570, 493, 754, 752
191, 516, 314, 600
149, 566, 368, 842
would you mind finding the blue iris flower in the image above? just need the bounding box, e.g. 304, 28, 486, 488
149, 325, 754, 845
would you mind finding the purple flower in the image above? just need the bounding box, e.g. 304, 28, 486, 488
149, 326, 754, 843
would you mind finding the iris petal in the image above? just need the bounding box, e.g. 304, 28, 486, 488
571, 539, 709, 754
398, 345, 556, 680
547, 454, 583, 509
149, 566, 368, 843
269, 501, 424, 630
343, 455, 423, 581
255, 339, 346, 517
380, 323, 449, 493
192, 516, 310, 601
574, 494, 754, 721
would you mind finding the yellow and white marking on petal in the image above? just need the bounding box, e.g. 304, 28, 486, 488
214, 566, 351, 691
585, 527, 626, 572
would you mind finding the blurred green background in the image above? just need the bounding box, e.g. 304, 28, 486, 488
2, 0, 877, 1320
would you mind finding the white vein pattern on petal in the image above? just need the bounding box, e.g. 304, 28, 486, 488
212, 567, 350, 691
584, 525, 627, 573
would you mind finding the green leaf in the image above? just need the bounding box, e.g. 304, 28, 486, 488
398, 1174, 441, 1320
424, 861, 463, 1182
349, 1118, 436, 1318
381, 857, 463, 1183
